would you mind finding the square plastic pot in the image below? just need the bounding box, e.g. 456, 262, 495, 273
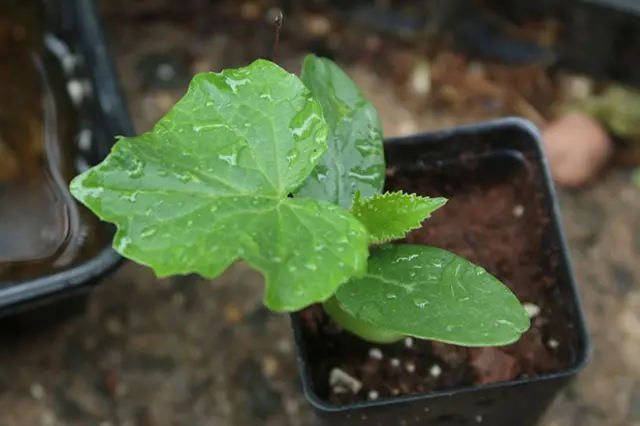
291, 118, 590, 426
457, 0, 640, 87
0, 0, 133, 320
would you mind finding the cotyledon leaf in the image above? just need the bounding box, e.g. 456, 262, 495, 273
351, 191, 448, 244
295, 54, 386, 210
69, 59, 370, 312
335, 244, 531, 346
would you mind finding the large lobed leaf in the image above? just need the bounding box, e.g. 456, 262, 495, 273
69, 59, 370, 312
351, 191, 448, 244
335, 244, 531, 346
295, 55, 386, 210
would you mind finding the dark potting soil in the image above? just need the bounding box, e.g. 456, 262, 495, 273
298, 154, 573, 405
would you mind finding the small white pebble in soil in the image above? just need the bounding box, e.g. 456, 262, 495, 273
332, 385, 349, 394
398, 120, 418, 136
307, 15, 331, 37
156, 63, 176, 81
404, 337, 414, 348
276, 339, 292, 354
524, 302, 541, 318
476, 414, 484, 423
77, 128, 92, 151
390, 358, 401, 368
67, 79, 89, 105
409, 60, 431, 96
41, 411, 56, 426
548, 338, 560, 349
429, 364, 442, 378
368, 390, 379, 401
368, 348, 384, 360
405, 362, 416, 373
392, 388, 400, 396
262, 356, 279, 377
512, 204, 525, 217
329, 367, 363, 394
30, 383, 46, 400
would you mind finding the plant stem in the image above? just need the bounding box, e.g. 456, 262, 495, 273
271, 10, 283, 63
323, 296, 404, 344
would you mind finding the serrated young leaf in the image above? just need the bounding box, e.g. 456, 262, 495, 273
69, 59, 370, 312
351, 191, 447, 244
294, 54, 385, 209
335, 244, 530, 346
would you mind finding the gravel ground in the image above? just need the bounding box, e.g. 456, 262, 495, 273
1, 2, 640, 425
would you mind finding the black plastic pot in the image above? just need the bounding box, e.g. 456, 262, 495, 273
457, 0, 640, 87
291, 118, 590, 426
0, 0, 132, 321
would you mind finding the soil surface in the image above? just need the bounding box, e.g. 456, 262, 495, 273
1, 2, 640, 426
299, 154, 568, 404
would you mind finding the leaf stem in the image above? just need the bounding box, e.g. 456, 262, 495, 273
271, 9, 283, 63
323, 296, 404, 344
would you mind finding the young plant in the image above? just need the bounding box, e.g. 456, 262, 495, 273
69, 55, 530, 347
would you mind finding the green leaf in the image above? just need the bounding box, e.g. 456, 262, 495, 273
335, 244, 531, 346
69, 59, 370, 312
351, 191, 447, 244
295, 54, 386, 209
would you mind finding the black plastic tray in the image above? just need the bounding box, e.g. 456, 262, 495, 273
0, 0, 132, 319
291, 118, 591, 426
456, 0, 640, 87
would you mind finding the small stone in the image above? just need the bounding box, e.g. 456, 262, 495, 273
611, 263, 635, 296
558, 74, 593, 100
275, 339, 292, 354
329, 368, 363, 394
512, 205, 525, 218
404, 337, 414, 348
470, 348, 518, 384
398, 120, 418, 136
548, 339, 560, 349
333, 385, 349, 394
261, 356, 279, 377
155, 63, 176, 81
405, 362, 416, 373
306, 14, 331, 37
30, 383, 46, 400
171, 293, 186, 307
476, 414, 484, 423
41, 412, 56, 426
429, 364, 442, 378
241, 2, 260, 20
368, 390, 379, 400
390, 358, 400, 368
409, 60, 431, 96
391, 388, 400, 396
224, 304, 243, 324
105, 317, 123, 336
66, 79, 90, 105
524, 303, 541, 318
156, 92, 176, 114
542, 113, 612, 187
77, 128, 92, 151
368, 348, 383, 360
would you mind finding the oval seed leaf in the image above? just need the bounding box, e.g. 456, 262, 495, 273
351, 191, 447, 244
69, 59, 369, 312
295, 54, 386, 209
335, 244, 531, 346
